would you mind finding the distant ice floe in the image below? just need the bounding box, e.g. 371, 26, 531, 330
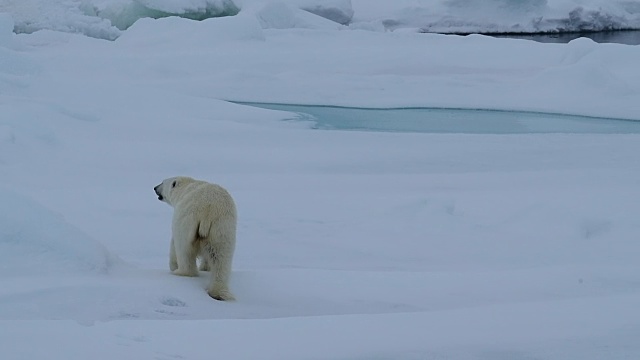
424, 2, 640, 34
1, 0, 640, 40
0, 187, 114, 277
0, 0, 353, 39
86, 0, 240, 31
0, 0, 121, 40
351, 0, 640, 34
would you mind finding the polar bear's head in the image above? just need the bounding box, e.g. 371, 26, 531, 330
154, 176, 193, 206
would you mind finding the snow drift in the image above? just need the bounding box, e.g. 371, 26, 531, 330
0, 186, 113, 276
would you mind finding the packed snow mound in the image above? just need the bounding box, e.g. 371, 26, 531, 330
0, 187, 113, 277
351, 0, 640, 33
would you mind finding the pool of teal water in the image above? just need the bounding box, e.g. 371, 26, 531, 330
241, 103, 640, 134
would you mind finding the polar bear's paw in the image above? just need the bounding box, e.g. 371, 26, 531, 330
172, 268, 198, 277
207, 288, 235, 301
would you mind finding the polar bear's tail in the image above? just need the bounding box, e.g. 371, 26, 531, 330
197, 220, 212, 239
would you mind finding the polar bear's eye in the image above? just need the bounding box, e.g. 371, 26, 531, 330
172, 181, 177, 188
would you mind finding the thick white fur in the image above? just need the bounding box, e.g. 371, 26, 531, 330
155, 176, 236, 301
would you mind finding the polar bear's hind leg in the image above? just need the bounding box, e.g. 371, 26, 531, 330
204, 240, 235, 301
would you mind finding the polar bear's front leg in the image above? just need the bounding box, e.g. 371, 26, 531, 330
171, 232, 198, 277
169, 237, 178, 271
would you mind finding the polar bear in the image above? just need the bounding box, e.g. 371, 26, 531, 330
154, 176, 237, 301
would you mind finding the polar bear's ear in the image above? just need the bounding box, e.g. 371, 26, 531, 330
172, 180, 177, 188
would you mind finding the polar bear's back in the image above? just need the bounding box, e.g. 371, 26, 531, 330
177, 180, 236, 217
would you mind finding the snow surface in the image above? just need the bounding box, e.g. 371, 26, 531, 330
1, 3, 640, 360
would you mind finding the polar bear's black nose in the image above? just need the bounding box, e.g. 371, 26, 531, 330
154, 185, 164, 200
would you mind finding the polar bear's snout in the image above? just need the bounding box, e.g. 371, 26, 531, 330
154, 184, 164, 201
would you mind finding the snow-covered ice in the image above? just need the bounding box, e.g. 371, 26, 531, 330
1, 1, 640, 359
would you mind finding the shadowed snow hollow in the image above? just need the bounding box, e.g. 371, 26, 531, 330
0, 187, 114, 276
